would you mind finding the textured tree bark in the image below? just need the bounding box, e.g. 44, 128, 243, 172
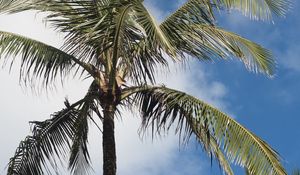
102, 105, 116, 175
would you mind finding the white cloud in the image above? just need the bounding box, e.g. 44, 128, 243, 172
0, 5, 230, 175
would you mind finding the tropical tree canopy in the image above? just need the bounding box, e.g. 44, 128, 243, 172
0, 0, 290, 175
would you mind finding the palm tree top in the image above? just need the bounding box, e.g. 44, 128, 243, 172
0, 0, 290, 175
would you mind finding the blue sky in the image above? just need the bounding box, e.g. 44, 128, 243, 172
0, 0, 299, 174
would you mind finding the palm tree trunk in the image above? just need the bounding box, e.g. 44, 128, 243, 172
102, 104, 117, 175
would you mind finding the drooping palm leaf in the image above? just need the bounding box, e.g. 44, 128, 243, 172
0, 31, 93, 88
190, 117, 234, 175
292, 169, 300, 175
160, 0, 288, 76
132, 1, 175, 56
189, 24, 274, 75
0, 0, 111, 66
209, 0, 290, 20
161, 11, 274, 75
122, 85, 286, 175
7, 99, 83, 175
68, 100, 93, 175
7, 90, 99, 175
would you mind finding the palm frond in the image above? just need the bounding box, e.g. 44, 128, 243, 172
209, 0, 290, 20
122, 85, 287, 175
160, 0, 286, 76
7, 99, 83, 175
0, 0, 111, 66
68, 81, 104, 175
68, 101, 93, 175
132, 1, 175, 56
7, 90, 99, 175
0, 31, 91, 88
190, 117, 234, 175
189, 24, 274, 75
292, 169, 300, 175
159, 0, 216, 60
160, 0, 289, 23
161, 14, 274, 75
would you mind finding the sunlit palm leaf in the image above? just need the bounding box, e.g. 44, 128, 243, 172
160, 0, 216, 59
122, 85, 286, 175
160, 0, 288, 75
209, 0, 290, 20
161, 12, 274, 75
190, 24, 274, 75
132, 1, 175, 56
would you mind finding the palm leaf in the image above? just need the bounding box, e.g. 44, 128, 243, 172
189, 24, 274, 75
132, 1, 175, 56
292, 169, 300, 175
209, 0, 290, 20
7, 99, 83, 175
122, 85, 287, 175
159, 0, 216, 59
7, 91, 98, 175
190, 117, 234, 175
0, 31, 93, 88
161, 12, 274, 75
0, 0, 111, 66
68, 100, 94, 175
160, 0, 287, 75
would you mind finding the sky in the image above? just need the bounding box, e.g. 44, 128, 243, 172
0, 0, 299, 175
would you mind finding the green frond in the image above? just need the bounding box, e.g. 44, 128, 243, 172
133, 1, 175, 57
160, 0, 216, 60
292, 169, 300, 175
0, 0, 111, 66
68, 100, 93, 175
161, 0, 215, 26
160, 0, 285, 76
7, 99, 84, 175
7, 89, 99, 175
0, 31, 87, 88
190, 24, 274, 75
209, 0, 290, 20
161, 20, 274, 75
160, 0, 290, 23
210, 138, 234, 175
190, 118, 234, 175
123, 85, 287, 175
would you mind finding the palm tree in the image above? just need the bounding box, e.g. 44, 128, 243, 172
0, 0, 290, 175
